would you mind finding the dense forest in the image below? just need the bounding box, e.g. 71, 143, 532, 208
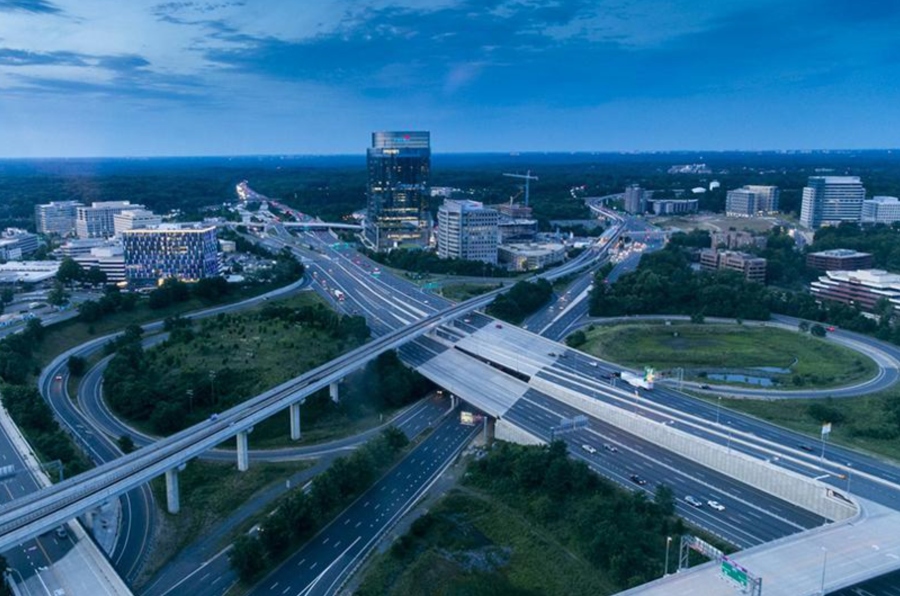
7, 151, 900, 232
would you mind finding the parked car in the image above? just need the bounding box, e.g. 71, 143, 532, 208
684, 495, 703, 508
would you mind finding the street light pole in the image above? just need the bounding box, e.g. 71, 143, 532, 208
186, 389, 194, 413
847, 463, 853, 496
716, 396, 722, 425
820, 547, 828, 595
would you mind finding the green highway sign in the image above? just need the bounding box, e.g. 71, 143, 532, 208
721, 559, 748, 588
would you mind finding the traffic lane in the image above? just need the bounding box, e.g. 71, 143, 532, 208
516, 393, 832, 530
506, 393, 825, 531
142, 399, 448, 596
250, 416, 477, 596
504, 405, 812, 548
538, 367, 900, 508
503, 405, 791, 548
641, 387, 900, 505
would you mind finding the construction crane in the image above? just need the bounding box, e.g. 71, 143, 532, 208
503, 171, 539, 207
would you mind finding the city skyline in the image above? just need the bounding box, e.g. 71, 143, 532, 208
1, 0, 899, 157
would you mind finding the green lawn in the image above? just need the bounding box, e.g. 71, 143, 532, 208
35, 283, 291, 368
440, 282, 502, 302
710, 391, 900, 463
581, 322, 877, 388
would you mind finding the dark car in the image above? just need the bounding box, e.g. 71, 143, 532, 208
798, 444, 814, 452
630, 474, 647, 486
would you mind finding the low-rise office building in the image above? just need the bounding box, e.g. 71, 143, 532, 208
498, 242, 566, 272
699, 249, 767, 283
711, 230, 767, 250
74, 245, 126, 283
806, 249, 874, 272
861, 196, 900, 224
810, 269, 900, 313
0, 228, 39, 260
648, 198, 699, 215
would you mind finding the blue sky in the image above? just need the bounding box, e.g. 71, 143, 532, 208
1, 0, 898, 157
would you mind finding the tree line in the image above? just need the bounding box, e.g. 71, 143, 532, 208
463, 441, 682, 588
228, 427, 409, 582
486, 278, 553, 324
0, 320, 91, 478
363, 248, 511, 278
103, 303, 372, 434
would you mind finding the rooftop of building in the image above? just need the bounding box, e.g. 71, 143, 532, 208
500, 242, 566, 256
807, 176, 862, 184
822, 269, 900, 286
0, 261, 60, 283
808, 248, 873, 258
866, 196, 900, 204
122, 223, 216, 233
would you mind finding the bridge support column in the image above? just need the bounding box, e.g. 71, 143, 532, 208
329, 381, 340, 403
165, 469, 180, 514
483, 416, 493, 442
237, 431, 250, 472
290, 402, 302, 441
83, 510, 94, 531
450, 394, 458, 409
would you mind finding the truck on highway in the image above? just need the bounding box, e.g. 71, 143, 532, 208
332, 289, 345, 301
621, 370, 654, 390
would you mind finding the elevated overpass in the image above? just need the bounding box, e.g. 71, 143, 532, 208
0, 229, 615, 550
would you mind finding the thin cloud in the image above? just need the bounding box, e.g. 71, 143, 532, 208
0, 0, 61, 13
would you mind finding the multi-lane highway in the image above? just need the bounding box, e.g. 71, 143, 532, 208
249, 414, 478, 596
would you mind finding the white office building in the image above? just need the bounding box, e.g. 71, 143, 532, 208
74, 245, 126, 283
800, 176, 865, 229
861, 196, 900, 224
436, 199, 499, 264
76, 201, 146, 239
725, 185, 779, 217
35, 201, 83, 236
113, 209, 162, 236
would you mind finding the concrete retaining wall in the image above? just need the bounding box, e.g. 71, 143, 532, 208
495, 418, 546, 446
529, 377, 857, 521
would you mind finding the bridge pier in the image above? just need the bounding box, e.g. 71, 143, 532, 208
329, 381, 340, 403
450, 394, 459, 410
237, 431, 250, 472
290, 402, 302, 440
165, 469, 180, 514
82, 510, 94, 531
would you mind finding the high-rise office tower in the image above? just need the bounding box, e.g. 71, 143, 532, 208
76, 201, 146, 238
800, 176, 865, 229
437, 199, 499, 264
35, 201, 83, 236
365, 131, 431, 251
623, 184, 646, 214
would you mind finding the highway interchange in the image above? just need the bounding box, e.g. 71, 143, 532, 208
6, 205, 900, 594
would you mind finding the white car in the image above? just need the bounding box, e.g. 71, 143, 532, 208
581, 444, 597, 454
707, 500, 726, 511
684, 495, 703, 508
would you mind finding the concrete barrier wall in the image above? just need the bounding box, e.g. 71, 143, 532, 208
529, 377, 857, 521
495, 418, 546, 446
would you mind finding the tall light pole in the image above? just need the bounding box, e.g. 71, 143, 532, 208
664, 536, 672, 576
209, 370, 217, 405
716, 396, 722, 425
819, 547, 828, 595
847, 463, 853, 496
186, 389, 194, 413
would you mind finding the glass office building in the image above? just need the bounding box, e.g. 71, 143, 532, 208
365, 131, 431, 251
123, 224, 219, 286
